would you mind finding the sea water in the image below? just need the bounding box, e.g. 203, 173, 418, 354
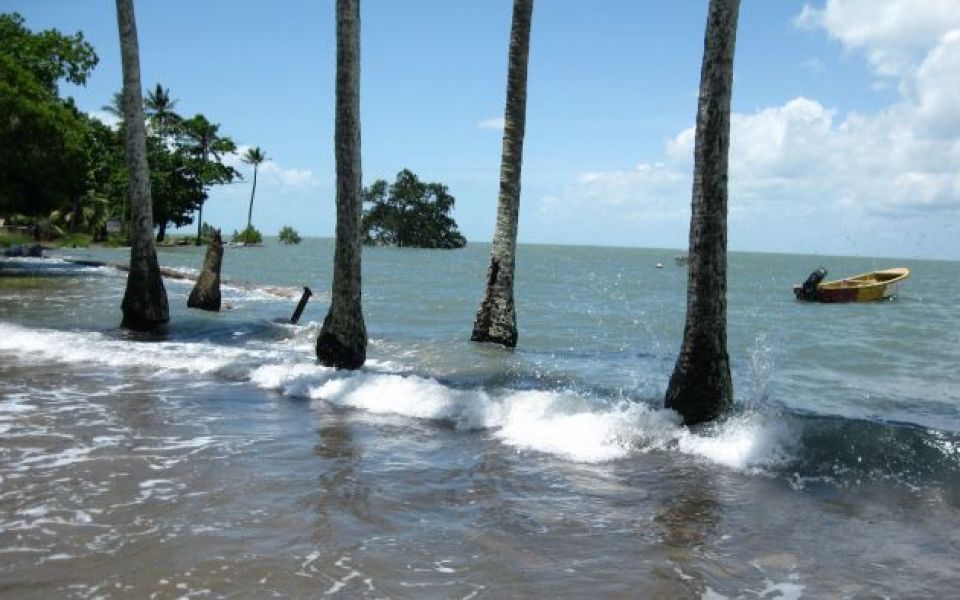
1, 239, 958, 597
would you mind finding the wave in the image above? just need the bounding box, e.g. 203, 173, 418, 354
0, 322, 277, 376
251, 360, 799, 468
2, 321, 957, 485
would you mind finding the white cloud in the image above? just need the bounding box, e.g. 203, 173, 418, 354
261, 163, 316, 187
536, 1, 960, 257
913, 30, 960, 138
88, 110, 120, 129
229, 146, 319, 189
477, 117, 505, 130
795, 0, 960, 76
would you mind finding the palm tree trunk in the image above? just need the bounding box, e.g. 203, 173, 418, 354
317, 0, 367, 369
115, 0, 169, 331
70, 194, 81, 233
471, 0, 534, 349
195, 146, 208, 246
195, 202, 203, 245
246, 164, 258, 234
664, 0, 740, 425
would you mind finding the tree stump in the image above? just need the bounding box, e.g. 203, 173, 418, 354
187, 229, 223, 311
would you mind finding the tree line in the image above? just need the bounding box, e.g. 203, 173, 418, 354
8, 0, 741, 427
0, 12, 264, 246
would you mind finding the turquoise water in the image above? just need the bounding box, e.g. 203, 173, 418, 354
1, 239, 958, 597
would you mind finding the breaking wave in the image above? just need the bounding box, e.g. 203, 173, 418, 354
0, 321, 803, 472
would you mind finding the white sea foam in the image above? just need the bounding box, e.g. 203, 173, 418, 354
251, 361, 796, 469
308, 372, 493, 429
0, 322, 269, 375
673, 413, 798, 471
0, 321, 797, 471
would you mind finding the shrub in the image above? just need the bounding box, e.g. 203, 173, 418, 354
103, 233, 130, 247
232, 225, 263, 245
278, 225, 301, 245
0, 232, 33, 248
56, 233, 92, 248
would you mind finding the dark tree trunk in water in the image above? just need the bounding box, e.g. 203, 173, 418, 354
195, 200, 204, 246
471, 0, 534, 349
665, 0, 740, 425
317, 0, 367, 370
156, 220, 166, 243
187, 229, 223, 311
246, 164, 258, 234
71, 195, 81, 233
116, 0, 169, 331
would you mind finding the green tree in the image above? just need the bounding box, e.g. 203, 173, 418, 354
115, 0, 169, 330
101, 91, 124, 121
149, 134, 205, 242
471, 0, 534, 349
0, 13, 98, 218
232, 225, 262, 245
241, 146, 267, 242
0, 12, 97, 92
317, 0, 367, 370
665, 0, 741, 425
279, 225, 301, 244
144, 83, 188, 242
95, 86, 207, 243
179, 114, 239, 245
362, 169, 466, 248
144, 83, 180, 133
83, 114, 128, 239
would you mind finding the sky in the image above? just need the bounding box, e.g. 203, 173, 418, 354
6, 0, 960, 260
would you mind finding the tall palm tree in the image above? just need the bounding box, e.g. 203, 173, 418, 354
180, 114, 233, 245
471, 0, 534, 348
101, 92, 125, 121
316, 0, 367, 369
665, 0, 741, 425
241, 146, 266, 241
144, 84, 181, 243
144, 83, 181, 135
114, 0, 168, 330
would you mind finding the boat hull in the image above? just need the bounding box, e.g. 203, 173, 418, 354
793, 268, 910, 303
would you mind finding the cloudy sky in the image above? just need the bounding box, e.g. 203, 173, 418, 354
10, 0, 960, 259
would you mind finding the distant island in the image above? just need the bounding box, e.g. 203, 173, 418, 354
362, 169, 466, 249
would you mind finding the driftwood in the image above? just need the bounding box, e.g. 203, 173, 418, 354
187, 230, 223, 311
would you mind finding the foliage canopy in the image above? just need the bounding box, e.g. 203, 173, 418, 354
362, 169, 466, 249
279, 225, 301, 245
0, 13, 242, 244
0, 13, 97, 216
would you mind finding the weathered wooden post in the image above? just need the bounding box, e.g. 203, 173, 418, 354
290, 287, 313, 324
187, 229, 223, 312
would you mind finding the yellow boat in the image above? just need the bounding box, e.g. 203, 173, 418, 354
793, 267, 910, 303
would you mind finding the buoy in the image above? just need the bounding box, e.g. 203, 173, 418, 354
656, 262, 664, 269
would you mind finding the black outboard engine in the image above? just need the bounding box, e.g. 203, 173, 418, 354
798, 267, 827, 301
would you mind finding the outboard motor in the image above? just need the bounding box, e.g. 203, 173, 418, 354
798, 267, 827, 301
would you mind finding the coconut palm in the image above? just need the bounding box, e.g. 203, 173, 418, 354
180, 114, 236, 245
144, 83, 181, 135
241, 146, 266, 243
664, 0, 741, 425
316, 0, 367, 369
470, 0, 534, 348
114, 0, 169, 330
101, 92, 125, 121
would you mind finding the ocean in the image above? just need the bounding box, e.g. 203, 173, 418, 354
1, 238, 958, 598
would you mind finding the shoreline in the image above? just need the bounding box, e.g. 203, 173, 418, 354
61, 258, 303, 300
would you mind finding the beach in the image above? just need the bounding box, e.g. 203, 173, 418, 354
1, 239, 959, 597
